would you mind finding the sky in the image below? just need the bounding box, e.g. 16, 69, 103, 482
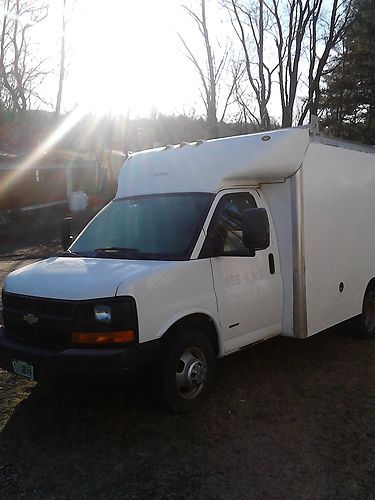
4, 0, 339, 123
35, 0, 235, 119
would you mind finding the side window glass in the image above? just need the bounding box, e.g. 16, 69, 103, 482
208, 193, 257, 256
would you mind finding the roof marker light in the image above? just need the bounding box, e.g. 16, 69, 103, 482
196, 139, 205, 146
179, 142, 188, 148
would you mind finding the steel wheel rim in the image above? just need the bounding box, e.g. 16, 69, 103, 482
175, 347, 207, 400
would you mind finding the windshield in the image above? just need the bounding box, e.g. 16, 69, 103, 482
70, 193, 213, 260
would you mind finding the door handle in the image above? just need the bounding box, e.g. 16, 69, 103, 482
268, 253, 275, 275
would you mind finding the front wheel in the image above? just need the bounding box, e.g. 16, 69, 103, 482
158, 328, 216, 413
361, 286, 375, 338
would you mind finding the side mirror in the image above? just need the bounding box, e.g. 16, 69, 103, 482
242, 208, 270, 253
61, 217, 74, 250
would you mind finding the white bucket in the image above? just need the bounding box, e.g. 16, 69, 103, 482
69, 191, 88, 212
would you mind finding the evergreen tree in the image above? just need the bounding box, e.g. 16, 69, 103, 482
321, 0, 375, 144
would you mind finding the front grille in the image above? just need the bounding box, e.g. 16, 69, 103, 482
2, 292, 74, 349
3, 293, 73, 318
2, 292, 138, 350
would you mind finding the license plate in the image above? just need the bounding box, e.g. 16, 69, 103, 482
12, 359, 34, 381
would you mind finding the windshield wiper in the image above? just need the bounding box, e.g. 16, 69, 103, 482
58, 250, 82, 257
94, 247, 142, 259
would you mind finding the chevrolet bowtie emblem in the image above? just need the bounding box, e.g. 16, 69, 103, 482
23, 313, 39, 325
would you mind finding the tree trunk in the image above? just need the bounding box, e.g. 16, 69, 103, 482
56, 0, 66, 119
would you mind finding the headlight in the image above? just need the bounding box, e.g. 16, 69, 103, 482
94, 305, 112, 324
72, 297, 138, 346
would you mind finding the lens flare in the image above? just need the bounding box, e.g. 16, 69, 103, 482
0, 106, 86, 200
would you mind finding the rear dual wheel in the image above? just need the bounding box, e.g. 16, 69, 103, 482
158, 328, 216, 413
361, 286, 375, 338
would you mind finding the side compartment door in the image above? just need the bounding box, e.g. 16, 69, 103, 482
201, 191, 283, 353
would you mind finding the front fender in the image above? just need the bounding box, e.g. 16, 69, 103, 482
116, 259, 219, 349
156, 307, 223, 355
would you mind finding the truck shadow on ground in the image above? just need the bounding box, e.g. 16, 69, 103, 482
1, 325, 374, 498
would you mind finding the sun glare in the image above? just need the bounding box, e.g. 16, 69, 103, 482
64, 0, 198, 117
0, 106, 86, 197
0, 1, 202, 192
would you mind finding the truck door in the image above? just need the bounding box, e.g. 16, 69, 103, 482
200, 190, 283, 353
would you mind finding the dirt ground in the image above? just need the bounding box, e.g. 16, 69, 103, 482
0, 206, 94, 291
0, 207, 374, 499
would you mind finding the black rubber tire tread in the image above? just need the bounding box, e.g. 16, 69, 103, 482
360, 286, 375, 339
157, 327, 216, 413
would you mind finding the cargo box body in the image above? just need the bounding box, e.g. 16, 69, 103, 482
263, 134, 375, 337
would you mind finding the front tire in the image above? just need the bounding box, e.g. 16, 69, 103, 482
158, 328, 216, 413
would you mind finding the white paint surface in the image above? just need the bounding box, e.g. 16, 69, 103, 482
117, 128, 310, 197
302, 142, 375, 335
262, 180, 294, 336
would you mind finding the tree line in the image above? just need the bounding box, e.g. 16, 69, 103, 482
0, 0, 374, 151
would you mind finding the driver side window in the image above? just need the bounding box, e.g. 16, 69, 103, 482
200, 193, 257, 257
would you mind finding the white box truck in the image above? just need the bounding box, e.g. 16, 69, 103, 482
1, 123, 374, 412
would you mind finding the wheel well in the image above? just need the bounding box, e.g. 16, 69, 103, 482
162, 314, 220, 355
364, 278, 375, 298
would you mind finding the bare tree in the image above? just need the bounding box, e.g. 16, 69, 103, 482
262, 0, 316, 126
225, 0, 277, 130
179, 0, 234, 137
298, 0, 354, 124
0, 0, 17, 110
0, 0, 48, 113
266, 0, 354, 126
223, 0, 354, 127
55, 0, 78, 118
55, 0, 66, 118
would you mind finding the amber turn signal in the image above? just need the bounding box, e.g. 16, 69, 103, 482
72, 330, 135, 344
